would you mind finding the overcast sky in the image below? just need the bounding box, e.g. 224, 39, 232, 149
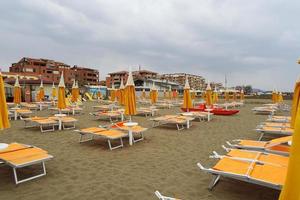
0, 0, 299, 91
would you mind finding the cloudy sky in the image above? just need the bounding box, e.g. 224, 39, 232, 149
0, 0, 299, 91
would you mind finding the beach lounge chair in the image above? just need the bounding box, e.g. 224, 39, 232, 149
226, 136, 291, 156
197, 156, 287, 190
50, 116, 78, 130
110, 121, 148, 143
154, 191, 181, 200
252, 107, 276, 115
259, 122, 291, 128
267, 115, 291, 123
256, 125, 293, 140
150, 115, 194, 130
23, 117, 58, 132
90, 110, 124, 122
136, 107, 159, 117
217, 147, 289, 167
0, 143, 53, 184
180, 111, 213, 122
155, 102, 173, 109
74, 127, 127, 150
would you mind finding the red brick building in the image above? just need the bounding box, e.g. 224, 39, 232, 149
10, 57, 99, 87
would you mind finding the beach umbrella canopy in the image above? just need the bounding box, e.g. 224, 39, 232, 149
278, 92, 283, 103
150, 82, 158, 104
52, 82, 57, 100
110, 83, 116, 101
57, 72, 66, 110
168, 86, 172, 99
279, 93, 300, 199
224, 90, 229, 102
290, 79, 300, 128
124, 70, 136, 116
13, 76, 21, 105
39, 80, 45, 101
212, 88, 218, 104
0, 72, 10, 130
240, 89, 245, 101
182, 77, 192, 110
71, 79, 79, 102
205, 83, 213, 106
232, 91, 237, 101
119, 78, 125, 105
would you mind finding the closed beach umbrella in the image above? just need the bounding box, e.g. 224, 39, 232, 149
290, 79, 300, 128
232, 90, 237, 101
225, 90, 229, 102
150, 82, 158, 104
71, 79, 79, 102
205, 83, 213, 106
212, 88, 218, 104
240, 89, 245, 101
0, 72, 10, 130
201, 91, 206, 100
172, 89, 177, 99
119, 78, 125, 105
272, 89, 277, 103
163, 89, 167, 99
182, 76, 192, 111
110, 83, 116, 102
57, 72, 66, 110
13, 76, 21, 105
124, 70, 136, 117
279, 93, 300, 199
52, 82, 57, 100
278, 92, 283, 103
168, 86, 172, 99
191, 89, 196, 100
141, 88, 146, 99
39, 80, 45, 102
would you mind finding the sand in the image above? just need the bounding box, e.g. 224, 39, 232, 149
0, 99, 288, 200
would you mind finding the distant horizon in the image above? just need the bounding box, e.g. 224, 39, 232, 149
0, 1, 300, 92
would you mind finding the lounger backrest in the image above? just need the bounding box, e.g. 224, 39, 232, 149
266, 136, 292, 147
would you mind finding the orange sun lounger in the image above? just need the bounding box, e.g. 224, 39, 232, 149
255, 125, 293, 140
197, 156, 287, 190
267, 115, 291, 123
150, 115, 194, 130
226, 136, 291, 155
0, 143, 53, 184
74, 127, 127, 150
109, 121, 148, 143
23, 117, 58, 132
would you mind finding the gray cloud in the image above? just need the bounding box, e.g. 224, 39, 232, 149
0, 0, 300, 91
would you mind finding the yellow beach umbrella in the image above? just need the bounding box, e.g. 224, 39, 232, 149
124, 70, 137, 117
39, 80, 44, 102
163, 89, 167, 99
182, 76, 192, 111
71, 79, 79, 103
271, 89, 277, 103
191, 89, 196, 100
278, 92, 283, 103
212, 88, 218, 104
201, 91, 206, 100
168, 86, 172, 99
52, 82, 57, 100
0, 72, 10, 130
57, 72, 66, 110
173, 89, 178, 99
240, 89, 245, 101
110, 83, 116, 102
141, 88, 146, 99
119, 78, 125, 105
290, 79, 300, 128
205, 83, 213, 106
225, 90, 229, 102
13, 76, 21, 105
279, 93, 300, 199
150, 82, 158, 104
232, 91, 237, 101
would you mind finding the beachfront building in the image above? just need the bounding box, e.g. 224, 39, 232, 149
106, 69, 158, 88
161, 73, 206, 90
9, 57, 99, 87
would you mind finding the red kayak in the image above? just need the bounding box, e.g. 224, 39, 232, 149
181, 104, 239, 116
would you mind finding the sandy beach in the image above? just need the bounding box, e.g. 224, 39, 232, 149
0, 99, 288, 200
